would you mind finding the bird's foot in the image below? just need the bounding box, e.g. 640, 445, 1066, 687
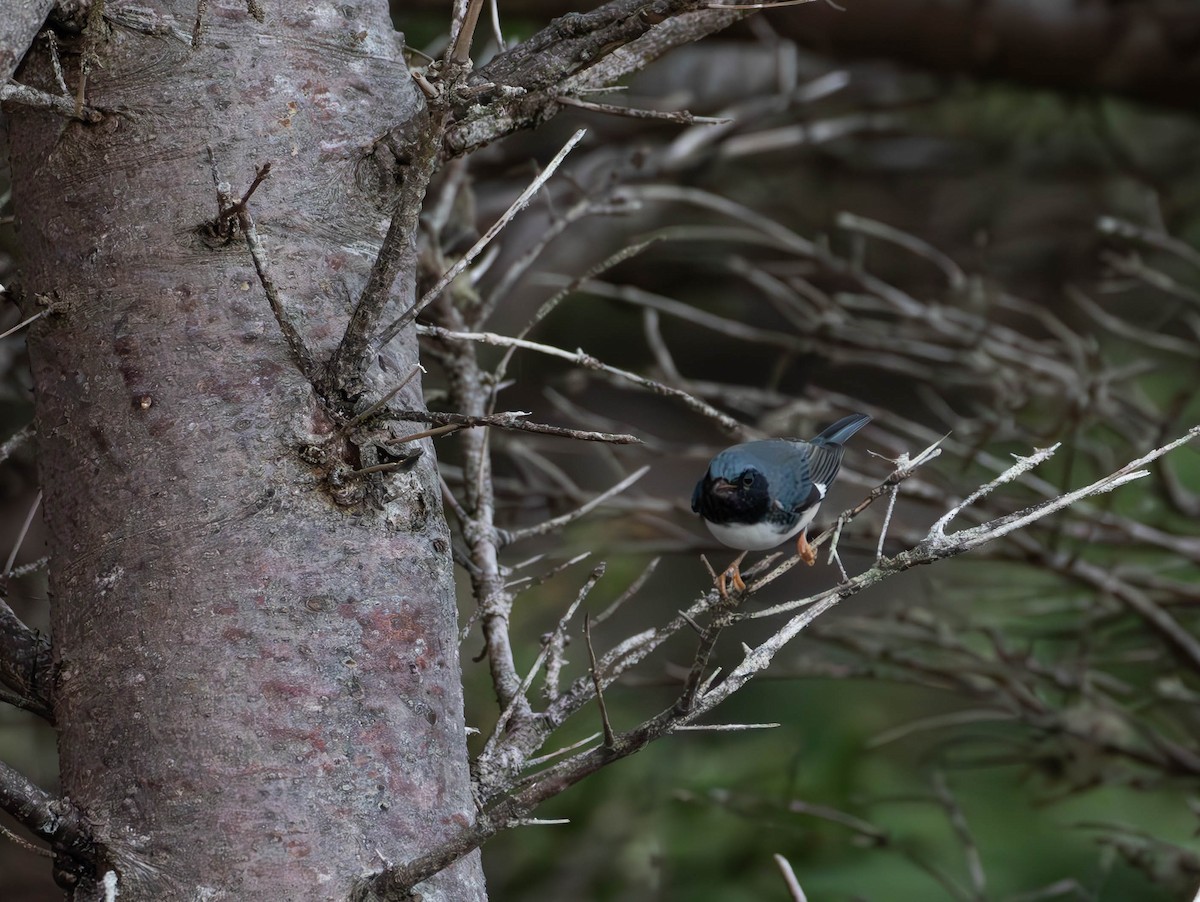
716, 552, 748, 598
797, 531, 817, 566
717, 566, 746, 598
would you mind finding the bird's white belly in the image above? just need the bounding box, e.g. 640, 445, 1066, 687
705, 505, 820, 551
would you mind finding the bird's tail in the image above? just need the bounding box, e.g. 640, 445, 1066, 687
814, 413, 871, 446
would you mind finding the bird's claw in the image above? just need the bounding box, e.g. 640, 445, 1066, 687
717, 566, 746, 598
715, 551, 749, 598
797, 531, 817, 566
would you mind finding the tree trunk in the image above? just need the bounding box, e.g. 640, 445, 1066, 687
8, 2, 484, 899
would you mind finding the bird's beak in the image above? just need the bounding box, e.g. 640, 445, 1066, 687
711, 478, 737, 497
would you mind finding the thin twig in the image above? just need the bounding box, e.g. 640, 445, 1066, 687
502, 466, 649, 546
838, 211, 965, 289
476, 195, 634, 328
0, 311, 48, 342
416, 324, 746, 438
1097, 216, 1200, 271
932, 772, 986, 897
386, 423, 464, 446
0, 425, 34, 468
0, 82, 102, 123
774, 853, 808, 902
0, 821, 53, 858
709, 0, 818, 7
206, 155, 317, 383
874, 483, 899, 565
450, 0, 487, 64
486, 565, 604, 743
555, 94, 730, 125
593, 556, 660, 624
76, 0, 105, 118
388, 409, 641, 444
507, 552, 591, 592
377, 128, 587, 343
584, 615, 615, 748
490, 238, 664, 412
340, 365, 426, 433
239, 191, 318, 384
4, 491, 41, 578
44, 30, 69, 96
524, 732, 601, 768
487, 0, 506, 50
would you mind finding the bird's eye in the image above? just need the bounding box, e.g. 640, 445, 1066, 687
740, 473, 755, 488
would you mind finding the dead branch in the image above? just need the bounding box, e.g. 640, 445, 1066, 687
444, 0, 749, 155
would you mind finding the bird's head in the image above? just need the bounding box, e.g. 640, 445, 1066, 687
692, 450, 771, 522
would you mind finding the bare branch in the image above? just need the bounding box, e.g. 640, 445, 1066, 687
837, 211, 966, 290
449, 0, 487, 64
774, 853, 808, 902
3, 491, 40, 578
932, 772, 986, 897
0, 760, 93, 868
1097, 216, 1200, 272
377, 128, 587, 343
0, 597, 52, 719
445, 2, 750, 155
584, 615, 615, 747
236, 175, 318, 385
502, 465, 649, 546
485, 565, 604, 746
554, 93, 730, 125
417, 324, 746, 438
0, 424, 34, 467
593, 557, 660, 624
474, 0, 714, 94
476, 194, 636, 328
326, 105, 445, 396
388, 409, 641, 444
1, 80, 103, 123
0, 311, 49, 341
923, 428, 1199, 554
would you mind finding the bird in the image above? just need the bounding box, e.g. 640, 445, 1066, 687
691, 413, 871, 596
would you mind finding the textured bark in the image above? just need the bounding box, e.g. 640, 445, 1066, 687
8, 2, 484, 899
0, 0, 54, 84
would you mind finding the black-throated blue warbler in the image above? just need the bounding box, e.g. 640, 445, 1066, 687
692, 413, 871, 595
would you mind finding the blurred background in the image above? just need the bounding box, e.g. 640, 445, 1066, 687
4, 1, 1200, 899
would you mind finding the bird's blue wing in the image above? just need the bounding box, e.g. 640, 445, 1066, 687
804, 441, 845, 491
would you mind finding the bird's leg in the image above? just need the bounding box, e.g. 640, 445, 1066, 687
796, 530, 817, 566
717, 551, 748, 597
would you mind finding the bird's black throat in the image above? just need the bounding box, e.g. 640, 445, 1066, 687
693, 472, 772, 526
